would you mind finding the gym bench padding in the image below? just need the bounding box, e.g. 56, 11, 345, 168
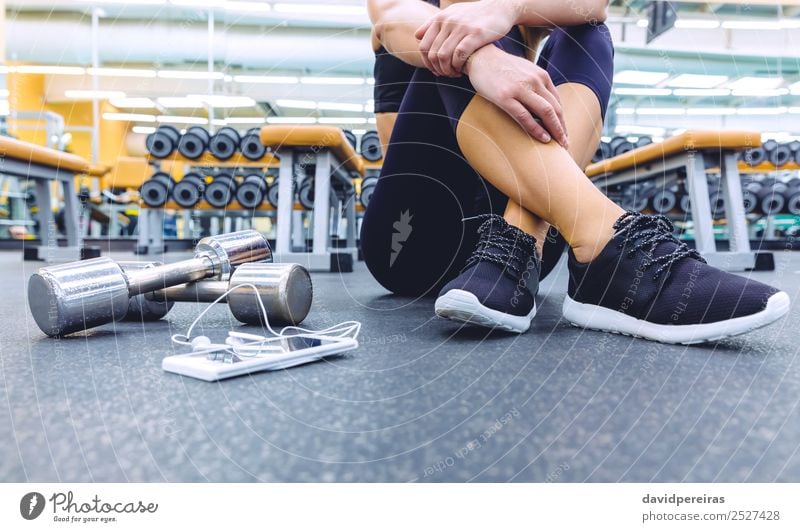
585, 131, 760, 179
0, 136, 94, 261
585, 130, 767, 272
259, 125, 365, 176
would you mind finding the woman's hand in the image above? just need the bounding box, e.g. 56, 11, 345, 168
466, 45, 567, 147
415, 0, 518, 77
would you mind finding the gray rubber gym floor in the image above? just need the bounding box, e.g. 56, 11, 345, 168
1, 249, 799, 482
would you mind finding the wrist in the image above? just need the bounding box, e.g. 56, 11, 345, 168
495, 0, 522, 26
463, 44, 501, 76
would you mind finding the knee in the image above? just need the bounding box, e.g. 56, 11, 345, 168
562, 23, 614, 66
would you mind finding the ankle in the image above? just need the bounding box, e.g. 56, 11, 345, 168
571, 240, 609, 264
570, 224, 617, 264
568, 209, 624, 264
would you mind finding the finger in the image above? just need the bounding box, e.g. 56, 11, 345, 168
542, 77, 568, 146
415, 18, 433, 40
536, 83, 568, 147
517, 89, 565, 145
503, 100, 551, 143
418, 23, 440, 72
437, 33, 462, 77
452, 35, 481, 73
516, 90, 564, 144
428, 28, 451, 76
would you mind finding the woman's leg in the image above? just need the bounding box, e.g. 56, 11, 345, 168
360, 70, 506, 297
500, 81, 604, 256
445, 23, 618, 263
430, 23, 615, 332
436, 24, 788, 343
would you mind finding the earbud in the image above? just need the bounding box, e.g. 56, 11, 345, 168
191, 336, 211, 351
171, 282, 361, 364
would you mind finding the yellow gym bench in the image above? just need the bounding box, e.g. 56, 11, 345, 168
260, 125, 364, 272
0, 136, 100, 261
585, 130, 764, 271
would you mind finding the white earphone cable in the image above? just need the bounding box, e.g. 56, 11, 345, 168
170, 282, 361, 359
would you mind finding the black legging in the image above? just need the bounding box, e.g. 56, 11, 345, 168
361, 24, 614, 296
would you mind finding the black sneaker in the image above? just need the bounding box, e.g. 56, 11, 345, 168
563, 212, 790, 344
435, 215, 540, 333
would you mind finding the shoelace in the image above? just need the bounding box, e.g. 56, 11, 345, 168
614, 211, 705, 279
461, 214, 538, 278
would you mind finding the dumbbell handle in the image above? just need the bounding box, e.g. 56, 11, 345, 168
146, 262, 312, 325
147, 278, 231, 302
124, 228, 272, 296
125, 255, 216, 296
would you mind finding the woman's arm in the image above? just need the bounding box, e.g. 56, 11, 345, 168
368, 0, 567, 145
509, 0, 608, 27
367, 0, 441, 68
416, 0, 607, 76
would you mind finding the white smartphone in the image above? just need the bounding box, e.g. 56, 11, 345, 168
162, 335, 358, 381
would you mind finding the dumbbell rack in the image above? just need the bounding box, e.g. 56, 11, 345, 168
138, 152, 280, 254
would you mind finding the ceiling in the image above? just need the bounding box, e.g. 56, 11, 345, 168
5, 1, 800, 138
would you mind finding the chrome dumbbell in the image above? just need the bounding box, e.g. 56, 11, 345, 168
119, 261, 176, 321
28, 230, 272, 337
136, 263, 313, 325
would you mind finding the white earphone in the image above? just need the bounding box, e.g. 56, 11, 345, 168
170, 282, 361, 360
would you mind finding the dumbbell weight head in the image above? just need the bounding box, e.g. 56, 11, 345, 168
786, 189, 800, 215
342, 129, 357, 150
297, 177, 315, 210
140, 171, 175, 207
209, 126, 241, 161
359, 176, 378, 209
741, 189, 758, 214
119, 262, 175, 321
204, 173, 237, 208
635, 136, 653, 148
360, 130, 382, 162
591, 141, 612, 163
757, 184, 786, 214
145, 125, 180, 158
177, 126, 211, 160
708, 185, 725, 219
621, 184, 648, 212
650, 189, 677, 214
266, 177, 296, 209
172, 172, 206, 208
787, 141, 800, 164
28, 230, 272, 336
609, 136, 635, 156
768, 143, 793, 167
679, 194, 691, 214
148, 263, 313, 325
235, 174, 267, 209
29, 257, 132, 337
239, 128, 267, 161
742, 147, 766, 167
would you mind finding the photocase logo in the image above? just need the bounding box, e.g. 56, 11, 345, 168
20, 492, 45, 520
390, 209, 413, 267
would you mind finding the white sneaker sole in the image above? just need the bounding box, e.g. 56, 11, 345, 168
435, 289, 536, 333
562, 291, 791, 345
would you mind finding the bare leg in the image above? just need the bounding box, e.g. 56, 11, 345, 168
457, 84, 623, 264
375, 112, 397, 154
501, 83, 606, 257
